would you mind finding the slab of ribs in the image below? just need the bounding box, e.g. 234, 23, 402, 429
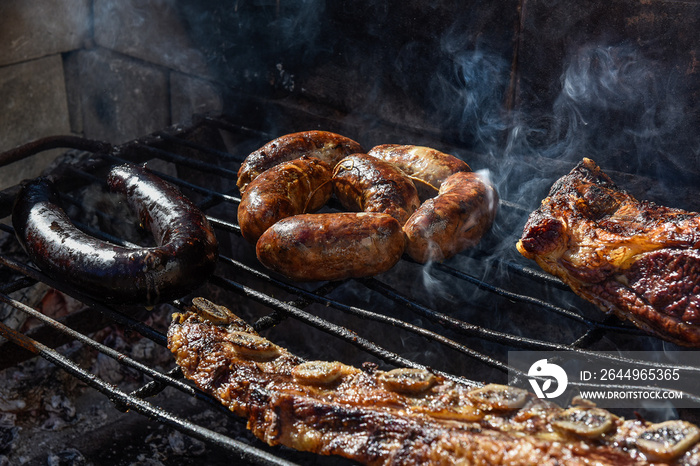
168, 297, 700, 465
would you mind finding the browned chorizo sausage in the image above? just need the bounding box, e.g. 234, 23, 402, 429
237, 131, 364, 194
237, 156, 333, 243
403, 171, 498, 263
256, 212, 405, 282
367, 144, 471, 201
332, 153, 420, 225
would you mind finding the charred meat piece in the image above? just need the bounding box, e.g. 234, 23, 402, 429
517, 158, 700, 346
168, 297, 700, 465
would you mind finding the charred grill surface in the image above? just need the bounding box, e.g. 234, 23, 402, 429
168, 298, 700, 466
4, 122, 700, 466
517, 158, 700, 347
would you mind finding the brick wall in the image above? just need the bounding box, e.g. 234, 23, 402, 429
2, 0, 699, 190
0, 0, 223, 189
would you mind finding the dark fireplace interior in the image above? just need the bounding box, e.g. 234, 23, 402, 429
1, 1, 699, 465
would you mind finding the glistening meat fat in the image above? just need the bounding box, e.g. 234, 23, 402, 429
517, 158, 700, 347
12, 163, 218, 307
168, 297, 700, 465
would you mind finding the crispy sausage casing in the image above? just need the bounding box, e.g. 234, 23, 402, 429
368, 144, 471, 200
12, 164, 218, 306
332, 153, 420, 225
404, 171, 498, 263
237, 131, 364, 194
256, 212, 405, 281
237, 156, 332, 243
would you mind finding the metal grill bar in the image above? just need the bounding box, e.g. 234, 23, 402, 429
0, 254, 167, 346
431, 261, 645, 333
2, 123, 697, 374
0, 318, 297, 466
2, 117, 699, 465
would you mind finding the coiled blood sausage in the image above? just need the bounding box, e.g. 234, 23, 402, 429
368, 144, 472, 200
237, 156, 333, 243
403, 171, 498, 263
237, 131, 364, 194
12, 164, 219, 306
256, 213, 405, 282
332, 153, 420, 225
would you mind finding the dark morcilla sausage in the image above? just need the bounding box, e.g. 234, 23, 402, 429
12, 164, 218, 306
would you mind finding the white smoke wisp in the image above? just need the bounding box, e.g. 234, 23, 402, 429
551, 43, 686, 174
430, 37, 511, 153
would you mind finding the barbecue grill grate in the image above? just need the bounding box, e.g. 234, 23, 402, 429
0, 115, 698, 465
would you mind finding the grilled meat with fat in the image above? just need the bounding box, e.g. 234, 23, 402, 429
517, 158, 700, 347
168, 297, 700, 465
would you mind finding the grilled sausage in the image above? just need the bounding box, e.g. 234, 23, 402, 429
332, 153, 420, 225
12, 164, 219, 306
367, 144, 471, 201
237, 131, 364, 194
238, 156, 333, 243
256, 212, 405, 281
403, 171, 498, 263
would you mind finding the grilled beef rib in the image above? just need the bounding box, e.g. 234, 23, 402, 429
517, 158, 700, 347
168, 297, 700, 465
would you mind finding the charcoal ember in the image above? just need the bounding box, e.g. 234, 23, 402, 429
46, 448, 86, 466
42, 394, 77, 431
0, 414, 18, 454
141, 429, 207, 462
0, 392, 26, 412
168, 430, 206, 456
92, 352, 126, 384
44, 394, 76, 419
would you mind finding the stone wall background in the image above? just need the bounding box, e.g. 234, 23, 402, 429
0, 0, 223, 189
1, 0, 699, 191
